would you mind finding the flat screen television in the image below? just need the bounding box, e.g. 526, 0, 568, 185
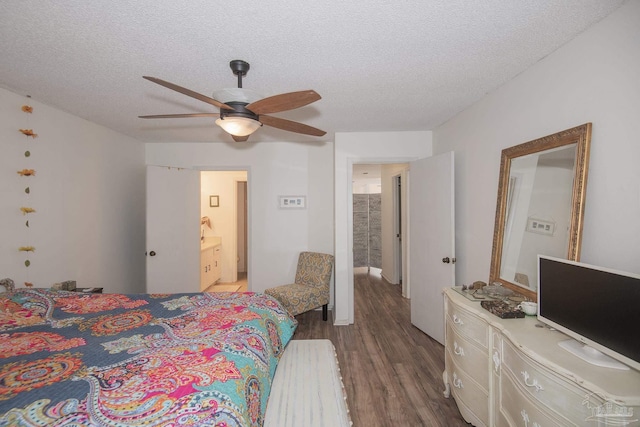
537, 255, 640, 371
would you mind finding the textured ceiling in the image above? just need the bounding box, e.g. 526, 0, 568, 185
0, 1, 625, 143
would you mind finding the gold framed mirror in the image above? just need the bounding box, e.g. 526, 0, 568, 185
489, 123, 592, 301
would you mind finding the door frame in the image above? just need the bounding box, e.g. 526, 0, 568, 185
197, 167, 251, 289
346, 157, 416, 323
392, 173, 404, 293
236, 180, 248, 276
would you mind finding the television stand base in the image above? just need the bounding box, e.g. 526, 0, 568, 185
558, 339, 630, 370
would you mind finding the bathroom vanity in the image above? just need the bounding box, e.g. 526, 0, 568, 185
200, 237, 222, 291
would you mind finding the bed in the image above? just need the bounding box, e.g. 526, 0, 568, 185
0, 281, 297, 426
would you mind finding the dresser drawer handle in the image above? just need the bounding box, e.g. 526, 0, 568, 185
452, 372, 464, 389
493, 351, 501, 372
454, 341, 465, 356
452, 314, 464, 325
521, 371, 544, 392
521, 409, 542, 427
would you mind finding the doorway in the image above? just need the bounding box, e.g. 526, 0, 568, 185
200, 171, 248, 288
351, 163, 408, 288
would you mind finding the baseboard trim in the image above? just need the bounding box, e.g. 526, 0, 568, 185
380, 270, 398, 285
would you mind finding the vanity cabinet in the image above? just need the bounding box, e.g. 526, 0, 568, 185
443, 288, 640, 427
211, 246, 221, 283
200, 241, 221, 291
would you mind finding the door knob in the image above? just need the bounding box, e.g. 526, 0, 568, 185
149, 251, 156, 256
442, 257, 450, 263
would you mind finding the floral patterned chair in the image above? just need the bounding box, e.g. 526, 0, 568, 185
265, 252, 334, 321
0, 278, 15, 294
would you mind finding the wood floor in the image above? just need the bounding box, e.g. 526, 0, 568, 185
292, 269, 468, 427
206, 272, 248, 293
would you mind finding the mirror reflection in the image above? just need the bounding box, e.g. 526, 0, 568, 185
500, 144, 577, 289
489, 123, 591, 301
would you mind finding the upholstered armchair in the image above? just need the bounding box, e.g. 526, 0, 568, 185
265, 251, 334, 321
0, 278, 15, 294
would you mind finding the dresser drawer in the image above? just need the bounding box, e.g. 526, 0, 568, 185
445, 296, 488, 349
442, 289, 640, 427
446, 321, 489, 390
446, 350, 489, 425
501, 338, 602, 424
497, 368, 566, 427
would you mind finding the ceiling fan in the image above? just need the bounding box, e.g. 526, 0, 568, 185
139, 60, 326, 142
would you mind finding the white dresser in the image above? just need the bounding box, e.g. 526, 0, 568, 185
443, 288, 640, 427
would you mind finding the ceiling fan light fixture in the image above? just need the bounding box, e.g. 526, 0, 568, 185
140, 60, 325, 141
215, 116, 262, 137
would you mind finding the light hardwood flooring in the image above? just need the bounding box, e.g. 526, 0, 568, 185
205, 272, 248, 293
292, 269, 468, 426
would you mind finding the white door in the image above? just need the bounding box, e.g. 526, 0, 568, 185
409, 151, 455, 345
146, 165, 200, 293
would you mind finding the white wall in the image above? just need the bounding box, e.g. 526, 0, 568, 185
352, 176, 381, 194
0, 87, 146, 293
146, 141, 334, 294
334, 131, 432, 324
434, 0, 640, 286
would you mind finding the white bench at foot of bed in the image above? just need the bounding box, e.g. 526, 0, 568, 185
265, 339, 353, 427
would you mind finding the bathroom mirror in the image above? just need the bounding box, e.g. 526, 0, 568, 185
489, 123, 591, 301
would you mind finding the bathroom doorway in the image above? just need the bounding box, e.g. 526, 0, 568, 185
200, 171, 248, 289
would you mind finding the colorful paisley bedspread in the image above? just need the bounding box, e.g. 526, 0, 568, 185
0, 289, 297, 426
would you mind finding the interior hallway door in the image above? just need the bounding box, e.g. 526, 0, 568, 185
146, 165, 200, 293
409, 151, 455, 345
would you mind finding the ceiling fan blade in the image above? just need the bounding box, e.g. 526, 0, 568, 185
143, 76, 235, 110
246, 90, 321, 115
138, 113, 220, 119
260, 115, 326, 137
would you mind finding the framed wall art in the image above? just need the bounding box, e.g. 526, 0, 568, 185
278, 195, 306, 209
